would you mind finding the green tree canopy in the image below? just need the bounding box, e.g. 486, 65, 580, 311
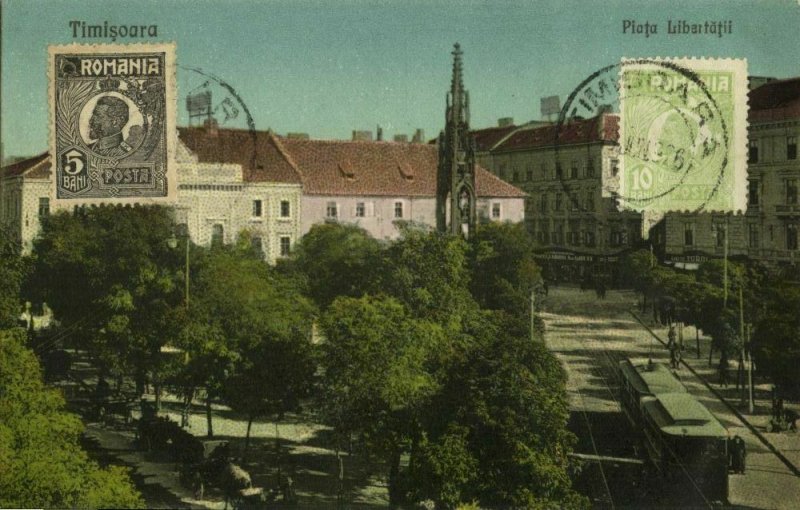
27, 205, 183, 390
319, 294, 446, 505
285, 223, 384, 309
0, 329, 143, 509
469, 221, 541, 318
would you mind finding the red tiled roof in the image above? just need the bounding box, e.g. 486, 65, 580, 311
177, 127, 303, 184
492, 115, 618, 152
471, 124, 518, 152
273, 136, 526, 198
749, 77, 800, 123
1, 153, 50, 179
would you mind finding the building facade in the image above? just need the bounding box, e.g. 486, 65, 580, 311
0, 153, 50, 253
661, 78, 800, 269
473, 114, 643, 282
1, 126, 525, 259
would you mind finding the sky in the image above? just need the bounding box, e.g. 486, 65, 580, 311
2, 0, 800, 158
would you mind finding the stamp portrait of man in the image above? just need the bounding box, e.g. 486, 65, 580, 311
88, 95, 140, 158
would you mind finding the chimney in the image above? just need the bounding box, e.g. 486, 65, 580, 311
393, 134, 409, 143
376, 125, 384, 141
286, 132, 310, 140
498, 117, 514, 127
204, 117, 219, 136
411, 128, 425, 143
352, 130, 373, 142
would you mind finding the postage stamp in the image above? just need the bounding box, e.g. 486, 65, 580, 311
48, 43, 176, 205
617, 58, 747, 213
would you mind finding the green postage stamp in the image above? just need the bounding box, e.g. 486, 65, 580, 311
618, 58, 747, 213
48, 43, 177, 205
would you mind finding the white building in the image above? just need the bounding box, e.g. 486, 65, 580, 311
0, 153, 51, 253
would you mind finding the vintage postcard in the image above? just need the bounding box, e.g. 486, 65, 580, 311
48, 43, 176, 205
2, 2, 800, 510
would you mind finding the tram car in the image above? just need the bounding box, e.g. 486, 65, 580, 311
640, 392, 729, 503
618, 358, 687, 427
618, 358, 729, 503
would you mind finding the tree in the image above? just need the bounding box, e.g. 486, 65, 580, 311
752, 280, 800, 397
27, 205, 183, 394
319, 295, 445, 506
469, 221, 541, 318
0, 234, 26, 328
285, 223, 384, 310
412, 313, 587, 509
0, 329, 143, 508
383, 225, 476, 332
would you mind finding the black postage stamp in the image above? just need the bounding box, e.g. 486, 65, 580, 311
48, 43, 177, 205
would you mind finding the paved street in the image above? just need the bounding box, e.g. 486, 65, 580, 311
542, 285, 800, 509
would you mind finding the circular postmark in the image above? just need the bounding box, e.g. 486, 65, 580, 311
554, 59, 729, 215
179, 65, 258, 168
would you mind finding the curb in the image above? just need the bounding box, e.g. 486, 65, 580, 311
629, 310, 800, 478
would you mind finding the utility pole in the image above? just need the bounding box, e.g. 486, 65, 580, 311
530, 288, 536, 342
723, 220, 729, 308
747, 323, 754, 414
739, 283, 745, 406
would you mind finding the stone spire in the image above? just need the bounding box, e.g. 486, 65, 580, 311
436, 43, 476, 236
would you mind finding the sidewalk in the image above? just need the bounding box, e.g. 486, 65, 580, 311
634, 309, 800, 508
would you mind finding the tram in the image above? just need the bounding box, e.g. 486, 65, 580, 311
640, 392, 729, 503
618, 358, 687, 427
618, 358, 729, 504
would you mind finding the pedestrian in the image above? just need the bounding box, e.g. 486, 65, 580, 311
719, 352, 730, 388
734, 435, 746, 473
786, 408, 799, 432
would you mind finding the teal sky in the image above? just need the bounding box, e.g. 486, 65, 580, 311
2, 0, 799, 158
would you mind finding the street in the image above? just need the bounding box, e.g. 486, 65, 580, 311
542, 285, 800, 509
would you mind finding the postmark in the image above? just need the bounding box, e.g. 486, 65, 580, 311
49, 43, 176, 205
618, 58, 747, 213
554, 58, 747, 215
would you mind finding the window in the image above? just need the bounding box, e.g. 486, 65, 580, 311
684, 223, 695, 247
570, 160, 579, 179
540, 163, 548, 180
498, 163, 506, 180
714, 223, 726, 248
554, 193, 562, 211
568, 221, 579, 245
585, 190, 594, 211
280, 236, 292, 257
280, 200, 291, 218
394, 201, 404, 218
512, 171, 519, 182
212, 224, 224, 246
787, 224, 798, 251
252, 200, 263, 217
748, 224, 759, 249
585, 231, 596, 247
788, 136, 797, 161
356, 202, 366, 217
748, 139, 759, 163
38, 197, 49, 217
491, 202, 501, 219
251, 236, 264, 259
610, 158, 619, 177
553, 222, 564, 245
326, 201, 338, 218
526, 168, 533, 181
786, 179, 798, 205
570, 192, 580, 211
748, 180, 760, 206
555, 163, 563, 179
540, 194, 548, 213
586, 159, 595, 178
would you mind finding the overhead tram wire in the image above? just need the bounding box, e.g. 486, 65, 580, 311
574, 384, 616, 510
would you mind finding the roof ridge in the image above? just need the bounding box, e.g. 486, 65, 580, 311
267, 132, 305, 184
